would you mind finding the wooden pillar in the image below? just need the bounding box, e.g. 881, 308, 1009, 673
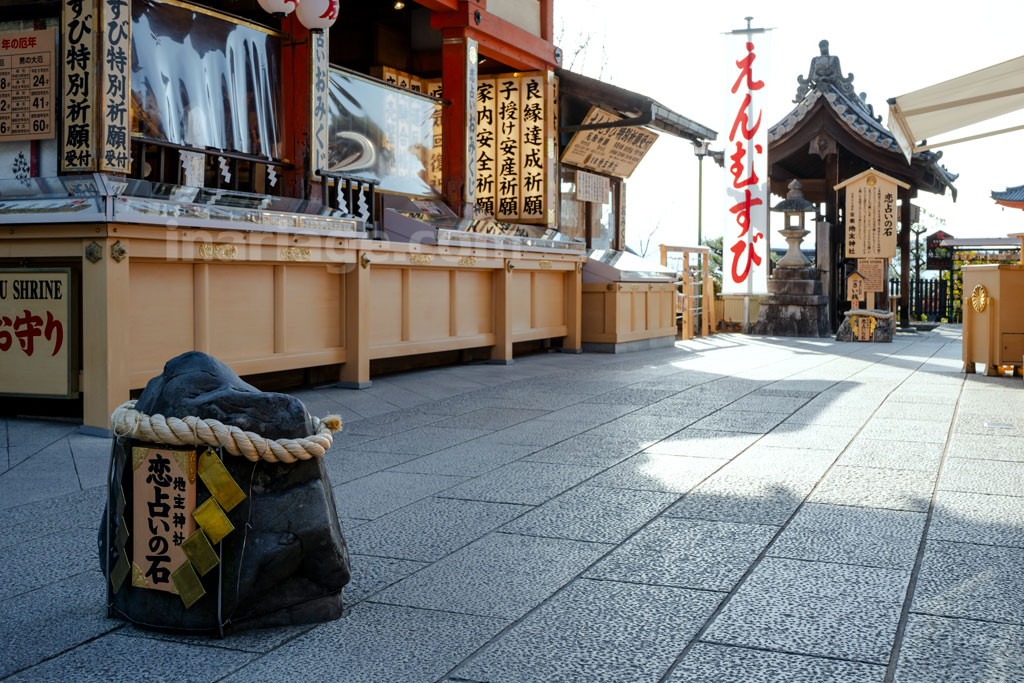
490, 263, 513, 363
339, 257, 371, 388
561, 263, 582, 353
441, 31, 478, 216
824, 151, 840, 332
899, 186, 912, 328
81, 237, 129, 433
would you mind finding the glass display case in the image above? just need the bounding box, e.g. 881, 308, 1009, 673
381, 196, 585, 253
0, 175, 367, 236
584, 249, 677, 282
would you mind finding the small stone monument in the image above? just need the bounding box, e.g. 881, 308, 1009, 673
99, 352, 350, 634
752, 180, 831, 337
835, 309, 895, 342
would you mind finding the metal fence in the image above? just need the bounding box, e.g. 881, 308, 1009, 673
889, 277, 959, 322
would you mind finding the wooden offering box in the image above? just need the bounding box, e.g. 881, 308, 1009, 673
581, 250, 678, 351
962, 259, 1024, 376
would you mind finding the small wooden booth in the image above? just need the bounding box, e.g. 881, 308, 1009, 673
659, 244, 715, 340
962, 234, 1024, 376
554, 70, 716, 351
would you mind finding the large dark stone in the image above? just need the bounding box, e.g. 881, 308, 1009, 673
134, 351, 313, 439
100, 352, 350, 634
835, 310, 895, 343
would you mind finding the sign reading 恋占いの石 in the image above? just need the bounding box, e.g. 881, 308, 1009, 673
0, 29, 55, 143
132, 447, 197, 593
0, 269, 71, 397
836, 169, 908, 259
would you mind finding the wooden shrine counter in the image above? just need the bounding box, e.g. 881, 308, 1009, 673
1, 222, 584, 430
962, 263, 1024, 376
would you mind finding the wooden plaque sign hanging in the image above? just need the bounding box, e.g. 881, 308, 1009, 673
835, 169, 909, 259
0, 29, 56, 143
132, 447, 197, 593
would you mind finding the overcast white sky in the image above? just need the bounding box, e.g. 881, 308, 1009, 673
554, 0, 1024, 256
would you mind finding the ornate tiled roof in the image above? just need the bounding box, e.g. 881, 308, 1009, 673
769, 40, 958, 198
992, 184, 1024, 202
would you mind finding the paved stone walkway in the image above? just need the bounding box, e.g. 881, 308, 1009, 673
3, 326, 1024, 681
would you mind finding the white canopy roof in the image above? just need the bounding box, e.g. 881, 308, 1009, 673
887, 55, 1024, 162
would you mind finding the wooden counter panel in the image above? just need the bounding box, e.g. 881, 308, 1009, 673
532, 271, 566, 329
455, 270, 495, 336
208, 264, 275, 359
409, 268, 453, 342
370, 268, 404, 345
511, 271, 533, 332
581, 282, 677, 346
128, 262, 195, 374
283, 265, 344, 352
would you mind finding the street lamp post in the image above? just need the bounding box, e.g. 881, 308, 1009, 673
693, 140, 723, 333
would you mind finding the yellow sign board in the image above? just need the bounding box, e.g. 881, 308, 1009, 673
0, 29, 56, 142
132, 447, 197, 594
561, 106, 658, 179
0, 269, 72, 397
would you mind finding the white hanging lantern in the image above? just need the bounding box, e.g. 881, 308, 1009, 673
296, 0, 338, 30
257, 0, 299, 17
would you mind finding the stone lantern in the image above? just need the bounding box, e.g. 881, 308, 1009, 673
771, 180, 817, 267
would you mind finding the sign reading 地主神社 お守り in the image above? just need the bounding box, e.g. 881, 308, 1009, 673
722, 22, 771, 296
0, 269, 72, 397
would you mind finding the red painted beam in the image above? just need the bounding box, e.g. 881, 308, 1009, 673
431, 2, 557, 70
414, 0, 460, 12
441, 30, 472, 213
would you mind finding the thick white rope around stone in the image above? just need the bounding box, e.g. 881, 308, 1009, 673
110, 400, 343, 464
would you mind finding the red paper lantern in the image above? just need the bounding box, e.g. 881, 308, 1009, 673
257, 0, 298, 17
296, 0, 338, 30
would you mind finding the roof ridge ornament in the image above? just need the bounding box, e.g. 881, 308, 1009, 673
794, 40, 856, 103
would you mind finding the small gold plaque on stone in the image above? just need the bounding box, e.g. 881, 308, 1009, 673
115, 516, 129, 549
110, 553, 130, 593
198, 450, 246, 512
171, 562, 206, 609
193, 497, 234, 545
182, 529, 220, 577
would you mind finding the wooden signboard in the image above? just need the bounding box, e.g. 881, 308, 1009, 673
576, 170, 609, 203
61, 0, 96, 171
132, 446, 197, 593
858, 258, 886, 293
0, 29, 56, 143
847, 271, 866, 302
561, 106, 658, 179
835, 169, 909, 259
0, 269, 72, 397
855, 316, 873, 341
98, 0, 130, 173
310, 30, 328, 180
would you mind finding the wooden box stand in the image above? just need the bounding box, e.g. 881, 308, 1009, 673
962, 264, 1024, 376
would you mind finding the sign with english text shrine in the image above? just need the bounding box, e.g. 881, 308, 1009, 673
722, 26, 770, 295
0, 269, 72, 397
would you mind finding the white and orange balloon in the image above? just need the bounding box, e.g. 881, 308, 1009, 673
295, 0, 339, 30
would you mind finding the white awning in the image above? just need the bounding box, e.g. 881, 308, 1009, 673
887, 55, 1024, 162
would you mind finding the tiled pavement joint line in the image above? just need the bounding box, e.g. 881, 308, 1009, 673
883, 375, 968, 683
698, 639, 887, 668
908, 609, 1024, 629
431, 346, 905, 683
657, 343, 952, 683
0, 428, 80, 482
0, 623, 126, 681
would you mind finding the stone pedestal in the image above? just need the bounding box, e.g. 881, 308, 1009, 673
751, 266, 831, 337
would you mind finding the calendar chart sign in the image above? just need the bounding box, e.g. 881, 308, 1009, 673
0, 30, 56, 142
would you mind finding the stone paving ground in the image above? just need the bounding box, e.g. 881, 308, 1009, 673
3, 326, 1024, 682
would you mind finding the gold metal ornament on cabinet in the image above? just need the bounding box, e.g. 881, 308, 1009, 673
971, 284, 989, 313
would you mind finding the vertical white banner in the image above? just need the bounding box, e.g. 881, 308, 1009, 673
722, 27, 770, 295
